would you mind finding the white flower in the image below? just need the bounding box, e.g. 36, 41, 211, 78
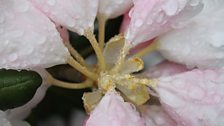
0, 110, 30, 126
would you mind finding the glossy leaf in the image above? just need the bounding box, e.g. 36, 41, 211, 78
0, 69, 42, 110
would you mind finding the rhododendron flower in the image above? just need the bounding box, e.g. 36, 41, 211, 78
1, 0, 224, 125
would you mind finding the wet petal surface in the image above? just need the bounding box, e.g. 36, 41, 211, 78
98, 0, 133, 19
140, 105, 177, 126
157, 69, 224, 126
125, 0, 203, 46
158, 2, 224, 69
0, 0, 69, 69
30, 0, 99, 35
85, 91, 145, 126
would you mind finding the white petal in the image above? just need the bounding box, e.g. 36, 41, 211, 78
0, 0, 69, 69
125, 0, 203, 46
86, 91, 145, 126
98, 0, 133, 19
30, 0, 99, 35
144, 61, 188, 78
157, 69, 224, 126
158, 1, 224, 69
140, 105, 177, 126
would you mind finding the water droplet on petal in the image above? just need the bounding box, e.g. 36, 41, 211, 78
162, 0, 178, 16
156, 13, 165, 23
67, 19, 75, 27
116, 0, 123, 4
0, 15, 5, 23
189, 0, 200, 6
214, 95, 222, 103
8, 53, 18, 62
134, 19, 143, 27
43, 6, 49, 12
128, 8, 134, 17
38, 36, 46, 45
26, 46, 34, 54
188, 86, 205, 100
16, 2, 30, 12
12, 30, 24, 38
147, 18, 153, 25
0, 28, 3, 34
47, 0, 56, 6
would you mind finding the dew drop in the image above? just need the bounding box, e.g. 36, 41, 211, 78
173, 78, 186, 89
183, 47, 191, 55
26, 46, 34, 54
146, 18, 153, 25
67, 19, 75, 27
214, 95, 222, 103
12, 30, 24, 38
116, 0, 123, 4
0, 28, 3, 34
156, 13, 165, 23
0, 15, 5, 23
43, 6, 49, 12
128, 8, 134, 17
8, 53, 18, 62
37, 36, 46, 45
16, 2, 30, 12
188, 86, 205, 100
162, 0, 178, 16
189, 0, 200, 6
47, 0, 56, 6
134, 19, 143, 27
3, 40, 9, 45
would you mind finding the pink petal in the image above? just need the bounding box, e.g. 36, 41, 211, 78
29, 0, 99, 35
140, 105, 177, 126
145, 61, 188, 78
125, 0, 203, 46
157, 69, 224, 125
56, 25, 69, 43
98, 0, 133, 19
119, 12, 130, 34
85, 91, 145, 126
0, 0, 69, 69
158, 1, 224, 69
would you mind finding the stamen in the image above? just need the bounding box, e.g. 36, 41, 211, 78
65, 42, 88, 67
46, 72, 93, 89
97, 14, 107, 50
84, 29, 106, 71
133, 78, 157, 90
67, 56, 98, 80
133, 41, 158, 58
110, 42, 131, 74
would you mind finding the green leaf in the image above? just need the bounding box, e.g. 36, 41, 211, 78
0, 69, 42, 110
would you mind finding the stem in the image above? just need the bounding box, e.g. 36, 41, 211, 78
97, 14, 106, 50
47, 73, 93, 89
65, 42, 88, 67
84, 29, 106, 71
67, 56, 98, 80
133, 41, 158, 58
